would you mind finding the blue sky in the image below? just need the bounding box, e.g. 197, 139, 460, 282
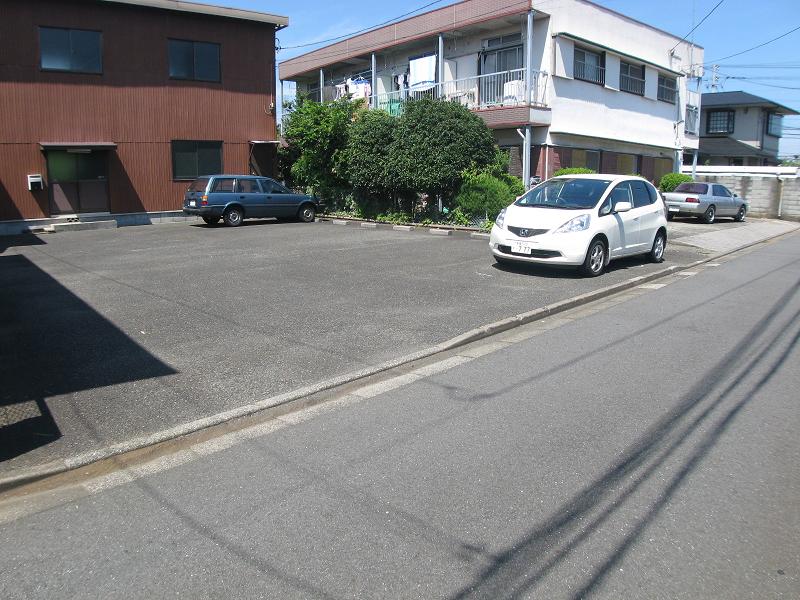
209, 0, 800, 157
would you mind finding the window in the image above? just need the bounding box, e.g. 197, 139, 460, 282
620, 62, 645, 95
236, 179, 261, 193
487, 33, 522, 48
707, 110, 735, 134
685, 105, 699, 135
645, 182, 659, 204
574, 47, 605, 85
210, 178, 234, 192
767, 113, 783, 137
169, 39, 220, 82
657, 75, 677, 103
171, 141, 222, 180
713, 185, 732, 198
630, 180, 652, 208
571, 149, 600, 172
674, 183, 709, 194
40, 27, 102, 73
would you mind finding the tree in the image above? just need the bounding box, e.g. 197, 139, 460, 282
389, 98, 496, 204
282, 97, 363, 203
343, 109, 401, 213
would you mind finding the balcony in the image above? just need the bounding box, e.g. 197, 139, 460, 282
574, 62, 605, 85
281, 69, 550, 133
369, 68, 548, 115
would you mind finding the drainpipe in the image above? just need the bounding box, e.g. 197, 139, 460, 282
777, 175, 784, 219
525, 10, 534, 105
438, 33, 444, 97
319, 69, 324, 102
518, 128, 531, 190
691, 149, 698, 179
371, 52, 377, 108
522, 10, 534, 190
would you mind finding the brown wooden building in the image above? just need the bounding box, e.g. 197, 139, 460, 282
0, 0, 287, 224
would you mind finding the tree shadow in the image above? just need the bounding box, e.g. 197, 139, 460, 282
0, 255, 177, 462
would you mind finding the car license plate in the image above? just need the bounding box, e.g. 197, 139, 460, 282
668, 206, 679, 212
189, 200, 196, 207
511, 242, 532, 254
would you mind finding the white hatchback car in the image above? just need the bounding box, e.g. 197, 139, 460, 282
489, 174, 668, 276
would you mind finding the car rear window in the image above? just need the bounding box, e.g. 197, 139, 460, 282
674, 183, 708, 194
187, 178, 209, 192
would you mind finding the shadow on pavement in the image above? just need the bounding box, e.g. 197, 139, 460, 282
0, 255, 177, 462
446, 276, 800, 599
0, 233, 47, 254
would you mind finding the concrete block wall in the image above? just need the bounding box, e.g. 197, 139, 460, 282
693, 175, 800, 221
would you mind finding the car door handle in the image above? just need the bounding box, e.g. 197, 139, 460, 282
239, 195, 245, 199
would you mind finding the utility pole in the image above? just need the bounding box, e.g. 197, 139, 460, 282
711, 64, 720, 93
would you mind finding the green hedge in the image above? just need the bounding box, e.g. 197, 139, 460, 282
659, 172, 693, 192
455, 172, 517, 219
553, 167, 596, 177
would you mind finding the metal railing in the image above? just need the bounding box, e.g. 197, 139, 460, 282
619, 73, 645, 95
368, 68, 548, 116
574, 62, 605, 85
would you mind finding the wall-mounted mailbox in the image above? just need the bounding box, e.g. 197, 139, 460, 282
27, 174, 43, 191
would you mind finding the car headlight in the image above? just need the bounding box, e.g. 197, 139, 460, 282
495, 208, 507, 229
554, 214, 591, 233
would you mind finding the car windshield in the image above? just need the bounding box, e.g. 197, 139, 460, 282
515, 178, 612, 210
674, 182, 708, 194
187, 178, 209, 192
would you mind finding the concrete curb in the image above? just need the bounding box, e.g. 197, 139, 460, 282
2, 226, 797, 493
317, 216, 487, 238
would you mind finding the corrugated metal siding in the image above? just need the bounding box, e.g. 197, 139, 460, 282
1, 0, 277, 220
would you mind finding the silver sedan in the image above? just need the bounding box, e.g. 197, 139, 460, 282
663, 182, 748, 223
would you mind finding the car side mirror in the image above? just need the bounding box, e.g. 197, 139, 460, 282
614, 201, 632, 213
733, 193, 739, 198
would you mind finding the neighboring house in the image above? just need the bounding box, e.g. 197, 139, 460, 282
0, 0, 286, 225
278, 0, 702, 186
698, 91, 799, 167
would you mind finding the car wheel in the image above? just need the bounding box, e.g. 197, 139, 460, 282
582, 239, 606, 277
649, 231, 666, 263
202, 216, 220, 226
223, 206, 243, 227
297, 204, 316, 223
734, 205, 746, 222
701, 205, 715, 224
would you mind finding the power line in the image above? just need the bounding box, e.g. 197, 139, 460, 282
278, 0, 450, 51
670, 0, 725, 53
704, 24, 800, 64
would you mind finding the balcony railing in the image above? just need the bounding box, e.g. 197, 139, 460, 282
281, 69, 548, 131
574, 62, 605, 85
619, 73, 645, 95
368, 68, 548, 116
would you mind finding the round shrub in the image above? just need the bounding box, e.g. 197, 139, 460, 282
659, 172, 693, 192
455, 172, 516, 219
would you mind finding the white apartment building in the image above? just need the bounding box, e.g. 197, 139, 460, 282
278, 0, 703, 186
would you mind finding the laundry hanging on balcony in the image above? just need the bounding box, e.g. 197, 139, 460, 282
408, 55, 436, 91
347, 77, 372, 100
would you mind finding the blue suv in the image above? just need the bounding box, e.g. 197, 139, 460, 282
182, 175, 320, 227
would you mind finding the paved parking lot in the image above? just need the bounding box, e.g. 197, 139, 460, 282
1, 218, 714, 473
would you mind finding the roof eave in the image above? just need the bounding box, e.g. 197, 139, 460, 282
101, 0, 289, 28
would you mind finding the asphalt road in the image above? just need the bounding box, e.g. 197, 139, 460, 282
0, 231, 797, 599
0, 219, 708, 473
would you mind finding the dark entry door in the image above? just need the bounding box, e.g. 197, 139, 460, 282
47, 150, 109, 215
